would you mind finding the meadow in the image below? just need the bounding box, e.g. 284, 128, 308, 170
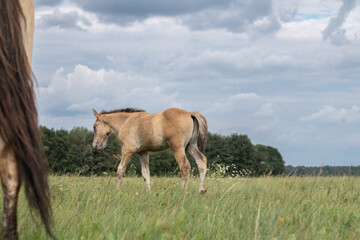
10, 176, 360, 239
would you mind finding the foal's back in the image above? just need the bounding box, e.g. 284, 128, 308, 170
121, 108, 194, 152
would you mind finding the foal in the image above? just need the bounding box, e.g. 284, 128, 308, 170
92, 108, 208, 193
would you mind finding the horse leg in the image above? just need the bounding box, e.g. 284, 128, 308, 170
116, 151, 135, 189
140, 152, 151, 190
0, 152, 20, 240
187, 145, 207, 194
171, 147, 191, 190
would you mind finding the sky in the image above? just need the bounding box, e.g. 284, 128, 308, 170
32, 0, 360, 166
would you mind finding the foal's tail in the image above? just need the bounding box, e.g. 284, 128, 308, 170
190, 112, 208, 152
0, 0, 53, 238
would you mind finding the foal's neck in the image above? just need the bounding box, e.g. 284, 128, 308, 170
100, 113, 132, 134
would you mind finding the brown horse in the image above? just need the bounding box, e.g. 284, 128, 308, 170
92, 108, 208, 193
0, 0, 53, 239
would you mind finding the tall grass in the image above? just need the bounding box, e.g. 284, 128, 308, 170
7, 176, 360, 239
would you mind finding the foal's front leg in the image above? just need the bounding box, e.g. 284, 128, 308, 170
0, 153, 20, 240
116, 150, 135, 189
140, 152, 151, 190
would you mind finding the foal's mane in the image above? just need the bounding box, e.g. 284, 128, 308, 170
100, 108, 146, 115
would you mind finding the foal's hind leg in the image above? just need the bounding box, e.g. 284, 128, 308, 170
187, 145, 207, 194
140, 152, 151, 190
0, 152, 20, 240
116, 149, 135, 189
171, 147, 191, 190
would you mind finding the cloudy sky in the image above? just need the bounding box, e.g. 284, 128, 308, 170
32, 0, 360, 166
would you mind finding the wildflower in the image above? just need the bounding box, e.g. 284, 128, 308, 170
156, 219, 163, 227
156, 218, 170, 231
279, 217, 285, 224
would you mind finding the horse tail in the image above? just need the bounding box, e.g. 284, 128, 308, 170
190, 112, 208, 152
0, 0, 53, 238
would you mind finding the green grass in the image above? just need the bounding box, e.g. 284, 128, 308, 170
7, 176, 360, 239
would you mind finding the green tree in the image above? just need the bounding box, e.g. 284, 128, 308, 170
91, 134, 121, 174
226, 134, 256, 172
68, 127, 94, 175
149, 150, 178, 176
205, 133, 229, 166
254, 144, 285, 175
40, 126, 70, 173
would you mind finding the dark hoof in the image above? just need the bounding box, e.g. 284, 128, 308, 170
199, 189, 207, 194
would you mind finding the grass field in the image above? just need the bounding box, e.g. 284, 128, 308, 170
9, 176, 360, 239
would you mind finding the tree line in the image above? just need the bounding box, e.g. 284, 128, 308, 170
40, 126, 285, 176
285, 165, 360, 176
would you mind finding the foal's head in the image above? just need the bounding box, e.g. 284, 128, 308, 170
92, 109, 112, 150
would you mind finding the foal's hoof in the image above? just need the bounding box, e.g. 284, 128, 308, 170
199, 189, 207, 194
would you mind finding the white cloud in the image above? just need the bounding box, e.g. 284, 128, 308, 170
207, 92, 261, 113
254, 102, 274, 116
230, 93, 259, 100
37, 65, 180, 121
35, 4, 124, 32
300, 105, 360, 123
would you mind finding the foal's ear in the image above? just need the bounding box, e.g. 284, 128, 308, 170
92, 109, 99, 119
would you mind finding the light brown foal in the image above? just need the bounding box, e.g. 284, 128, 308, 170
92, 108, 208, 193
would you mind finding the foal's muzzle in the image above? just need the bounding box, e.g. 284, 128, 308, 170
92, 139, 108, 150
92, 141, 101, 150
